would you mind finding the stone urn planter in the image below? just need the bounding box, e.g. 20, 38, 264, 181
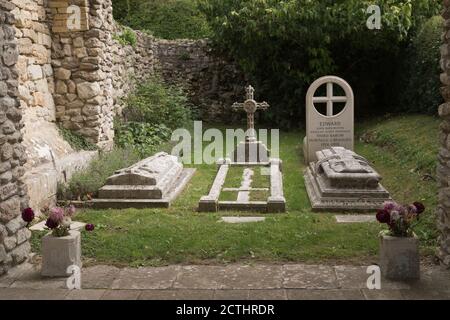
379, 233, 420, 280
41, 230, 82, 277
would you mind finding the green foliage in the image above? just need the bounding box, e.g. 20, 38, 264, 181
58, 126, 98, 151
122, 76, 193, 129
115, 76, 194, 157
199, 0, 441, 126
113, 26, 137, 47
112, 0, 211, 40
57, 148, 140, 201
399, 16, 443, 114
115, 122, 171, 157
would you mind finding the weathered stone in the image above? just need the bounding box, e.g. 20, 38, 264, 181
77, 82, 101, 100
304, 147, 391, 211
55, 80, 67, 94
27, 64, 42, 80
5, 215, 25, 235
10, 241, 30, 264
55, 68, 71, 80
2, 43, 18, 66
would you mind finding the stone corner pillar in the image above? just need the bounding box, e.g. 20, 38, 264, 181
49, 0, 115, 150
437, 0, 450, 268
0, 0, 31, 276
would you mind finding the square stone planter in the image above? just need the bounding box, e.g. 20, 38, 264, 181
41, 230, 82, 277
379, 233, 420, 280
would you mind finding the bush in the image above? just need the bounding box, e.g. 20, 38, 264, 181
115, 76, 194, 157
399, 16, 443, 114
199, 0, 441, 127
112, 0, 211, 40
58, 126, 98, 151
115, 122, 171, 157
121, 76, 193, 129
113, 26, 137, 47
57, 148, 140, 201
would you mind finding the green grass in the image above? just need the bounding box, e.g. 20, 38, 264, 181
31, 115, 440, 267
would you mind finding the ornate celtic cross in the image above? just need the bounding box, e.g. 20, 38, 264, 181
232, 85, 269, 140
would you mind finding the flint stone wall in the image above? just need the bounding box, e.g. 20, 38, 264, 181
0, 1, 32, 276
50, 0, 244, 149
438, 0, 450, 268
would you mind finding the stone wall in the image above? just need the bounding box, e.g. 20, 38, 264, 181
154, 39, 245, 122
49, 0, 244, 148
438, 0, 450, 268
0, 1, 32, 276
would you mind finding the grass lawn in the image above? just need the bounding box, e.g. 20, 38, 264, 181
31, 115, 440, 267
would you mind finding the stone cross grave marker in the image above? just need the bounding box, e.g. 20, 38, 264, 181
232, 85, 270, 141
231, 85, 271, 162
303, 76, 354, 164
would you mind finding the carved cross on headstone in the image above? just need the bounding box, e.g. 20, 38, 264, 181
232, 85, 269, 140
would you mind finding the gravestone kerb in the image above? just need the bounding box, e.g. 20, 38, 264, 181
304, 76, 354, 164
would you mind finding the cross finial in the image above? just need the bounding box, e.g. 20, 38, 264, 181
246, 85, 255, 100
232, 85, 270, 140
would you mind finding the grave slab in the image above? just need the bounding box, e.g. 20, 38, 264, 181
335, 215, 376, 223
92, 153, 195, 209
220, 217, 266, 224
305, 147, 391, 211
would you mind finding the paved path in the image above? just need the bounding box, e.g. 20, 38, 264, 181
0, 263, 449, 300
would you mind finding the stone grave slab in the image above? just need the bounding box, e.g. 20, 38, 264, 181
303, 76, 354, 164
304, 147, 391, 211
199, 159, 285, 213
220, 217, 266, 224
334, 215, 376, 223
92, 152, 195, 209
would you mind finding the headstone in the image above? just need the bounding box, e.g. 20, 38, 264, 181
303, 76, 354, 164
93, 152, 195, 208
231, 85, 270, 163
304, 147, 391, 211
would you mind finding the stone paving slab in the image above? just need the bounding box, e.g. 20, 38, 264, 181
139, 289, 214, 300
101, 289, 142, 300
283, 265, 338, 289
286, 289, 365, 300
0, 263, 449, 300
174, 265, 283, 290
334, 265, 411, 290
112, 266, 180, 290
65, 289, 106, 300
0, 288, 69, 300
82, 265, 121, 289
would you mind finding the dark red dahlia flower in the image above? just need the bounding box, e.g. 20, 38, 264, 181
45, 217, 59, 229
376, 209, 391, 224
21, 208, 35, 223
413, 202, 425, 214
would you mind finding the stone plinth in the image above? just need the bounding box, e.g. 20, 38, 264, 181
304, 147, 391, 211
379, 234, 420, 280
93, 152, 195, 209
41, 231, 81, 277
